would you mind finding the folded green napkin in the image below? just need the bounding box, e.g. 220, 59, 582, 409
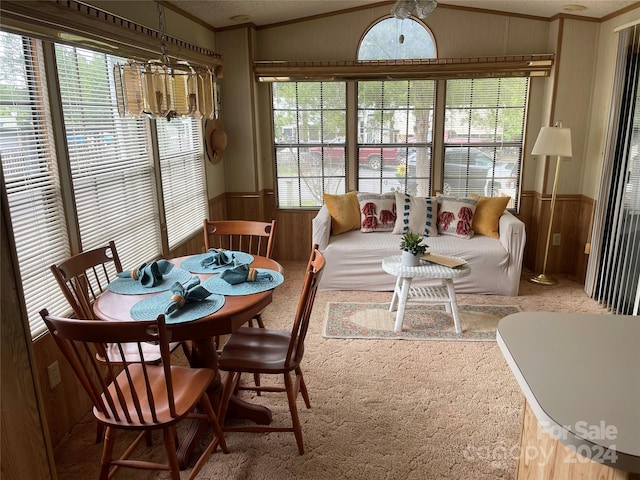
165, 276, 212, 315
200, 248, 235, 269
219, 263, 274, 285
117, 260, 174, 288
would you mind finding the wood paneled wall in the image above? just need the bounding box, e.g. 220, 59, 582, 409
519, 190, 594, 283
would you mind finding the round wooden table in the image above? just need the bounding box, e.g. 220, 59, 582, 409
93, 254, 283, 468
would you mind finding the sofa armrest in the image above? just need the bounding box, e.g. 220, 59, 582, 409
498, 210, 526, 294
312, 205, 332, 251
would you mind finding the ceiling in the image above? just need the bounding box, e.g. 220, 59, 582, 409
166, 0, 639, 29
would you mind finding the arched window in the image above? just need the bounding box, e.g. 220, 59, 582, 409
358, 17, 436, 61
356, 18, 437, 197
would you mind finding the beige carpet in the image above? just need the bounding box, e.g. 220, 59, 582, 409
53, 262, 609, 480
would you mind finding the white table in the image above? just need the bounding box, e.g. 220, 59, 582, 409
381, 255, 471, 333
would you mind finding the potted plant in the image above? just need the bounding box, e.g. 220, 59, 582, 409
399, 231, 428, 266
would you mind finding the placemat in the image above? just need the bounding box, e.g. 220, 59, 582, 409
203, 269, 284, 296
179, 251, 254, 274
107, 267, 192, 295
130, 291, 225, 324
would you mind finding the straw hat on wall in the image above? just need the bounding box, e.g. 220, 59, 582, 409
204, 118, 227, 165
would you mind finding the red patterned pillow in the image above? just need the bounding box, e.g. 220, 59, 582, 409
357, 192, 397, 233
436, 196, 478, 239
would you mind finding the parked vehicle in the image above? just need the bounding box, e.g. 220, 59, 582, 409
309, 137, 400, 170
407, 147, 516, 197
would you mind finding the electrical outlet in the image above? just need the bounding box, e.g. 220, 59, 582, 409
552, 233, 561, 246
47, 361, 61, 389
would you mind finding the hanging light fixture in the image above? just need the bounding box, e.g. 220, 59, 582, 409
114, 3, 217, 120
391, 0, 438, 19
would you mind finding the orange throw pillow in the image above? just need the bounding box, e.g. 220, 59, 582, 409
471, 195, 510, 239
323, 191, 361, 235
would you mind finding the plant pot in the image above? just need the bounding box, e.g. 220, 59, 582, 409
401, 250, 421, 267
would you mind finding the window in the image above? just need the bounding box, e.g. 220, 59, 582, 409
0, 32, 70, 338
157, 118, 207, 249
1, 31, 209, 338
357, 80, 434, 197
55, 44, 162, 266
444, 78, 528, 208
358, 17, 436, 60
273, 82, 346, 207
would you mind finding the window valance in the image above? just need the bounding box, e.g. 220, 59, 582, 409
0, 0, 222, 74
255, 55, 553, 82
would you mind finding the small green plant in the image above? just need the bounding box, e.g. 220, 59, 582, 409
399, 231, 428, 256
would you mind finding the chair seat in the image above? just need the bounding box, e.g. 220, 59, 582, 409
218, 327, 300, 374
95, 364, 215, 428
102, 341, 183, 364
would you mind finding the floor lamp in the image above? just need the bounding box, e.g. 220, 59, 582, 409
529, 121, 573, 285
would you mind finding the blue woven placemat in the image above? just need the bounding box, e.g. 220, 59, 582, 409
130, 291, 226, 324
179, 251, 254, 274
202, 269, 284, 296
107, 267, 192, 295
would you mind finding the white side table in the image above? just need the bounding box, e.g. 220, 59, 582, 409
381, 255, 471, 333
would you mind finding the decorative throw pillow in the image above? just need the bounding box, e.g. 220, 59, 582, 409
357, 192, 397, 233
392, 192, 438, 237
436, 195, 477, 239
471, 195, 510, 239
323, 191, 361, 235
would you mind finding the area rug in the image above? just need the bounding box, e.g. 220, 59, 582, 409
323, 302, 522, 341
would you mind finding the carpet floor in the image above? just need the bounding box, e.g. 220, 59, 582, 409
53, 261, 609, 480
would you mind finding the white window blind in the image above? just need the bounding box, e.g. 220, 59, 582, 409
273, 82, 346, 208
444, 77, 527, 208
357, 80, 434, 197
0, 32, 71, 338
55, 44, 161, 268
156, 118, 207, 249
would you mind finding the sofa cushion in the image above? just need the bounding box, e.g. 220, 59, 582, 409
436, 195, 477, 239
392, 192, 438, 237
357, 192, 397, 232
323, 191, 361, 235
471, 195, 510, 239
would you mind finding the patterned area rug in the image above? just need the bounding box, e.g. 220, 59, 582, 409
323, 302, 522, 341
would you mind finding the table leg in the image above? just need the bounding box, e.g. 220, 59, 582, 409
389, 275, 403, 312
177, 338, 272, 469
394, 277, 412, 332
445, 278, 462, 334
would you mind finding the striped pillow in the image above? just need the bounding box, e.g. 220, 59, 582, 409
392, 192, 438, 237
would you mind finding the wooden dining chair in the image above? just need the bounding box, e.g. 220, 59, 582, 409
203, 219, 276, 262
216, 246, 325, 455
203, 219, 277, 387
50, 241, 186, 363
39, 309, 228, 480
50, 241, 187, 441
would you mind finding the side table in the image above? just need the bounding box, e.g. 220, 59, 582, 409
381, 255, 471, 333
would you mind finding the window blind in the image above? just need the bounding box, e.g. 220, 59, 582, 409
0, 32, 71, 338
356, 80, 434, 197
55, 44, 161, 269
156, 118, 207, 249
444, 77, 527, 208
273, 82, 346, 208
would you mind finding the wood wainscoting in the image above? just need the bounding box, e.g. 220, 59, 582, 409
519, 191, 594, 283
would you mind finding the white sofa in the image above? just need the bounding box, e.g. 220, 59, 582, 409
312, 205, 526, 295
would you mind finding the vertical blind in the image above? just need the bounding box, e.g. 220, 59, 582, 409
0, 32, 71, 337
587, 25, 640, 314
156, 117, 207, 249
55, 44, 162, 269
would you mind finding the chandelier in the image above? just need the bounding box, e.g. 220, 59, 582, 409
113, 3, 217, 120
391, 0, 438, 19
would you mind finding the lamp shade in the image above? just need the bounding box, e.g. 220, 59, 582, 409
531, 126, 572, 158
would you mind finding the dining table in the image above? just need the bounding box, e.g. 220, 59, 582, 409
92, 253, 284, 469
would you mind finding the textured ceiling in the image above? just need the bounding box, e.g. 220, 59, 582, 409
166, 0, 639, 29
